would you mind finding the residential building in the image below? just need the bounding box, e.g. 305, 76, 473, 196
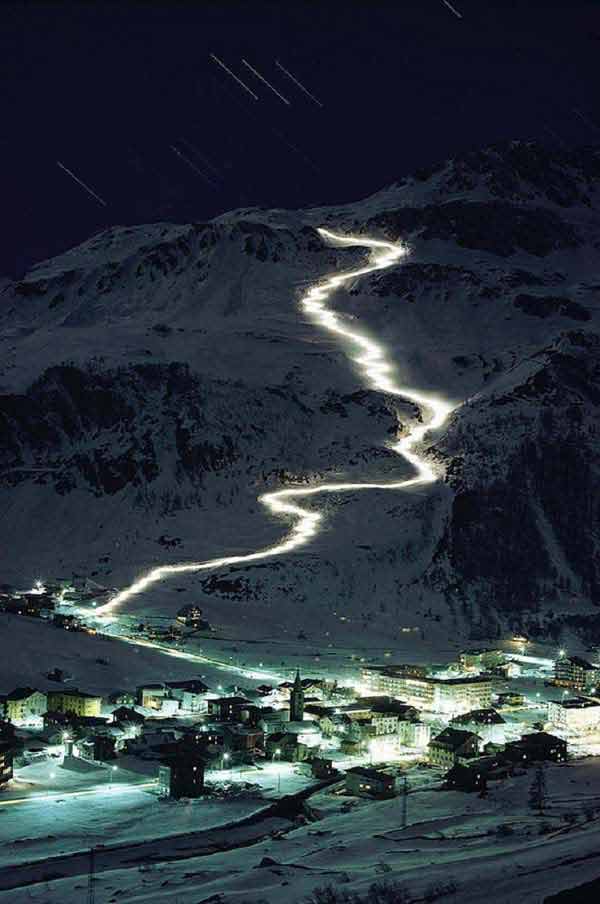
166, 680, 210, 713
159, 753, 205, 799
222, 725, 264, 753
372, 675, 493, 715
311, 757, 339, 780
1, 688, 47, 723
138, 684, 169, 710
496, 692, 525, 708
459, 649, 505, 672
0, 742, 13, 787
445, 756, 512, 793
79, 735, 116, 762
452, 709, 506, 745
547, 697, 600, 734
345, 766, 396, 799
46, 689, 102, 718
361, 664, 428, 696
290, 670, 305, 722
554, 656, 600, 693
207, 697, 252, 722
265, 731, 308, 762
428, 728, 480, 768
397, 720, 430, 748
504, 732, 567, 764
371, 700, 420, 735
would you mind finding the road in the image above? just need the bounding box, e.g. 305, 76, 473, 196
0, 779, 334, 891
0, 780, 156, 807
95, 227, 454, 619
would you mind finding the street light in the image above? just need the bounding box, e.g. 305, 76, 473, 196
223, 752, 231, 779
108, 764, 118, 790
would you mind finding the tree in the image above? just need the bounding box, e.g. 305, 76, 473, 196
529, 764, 547, 814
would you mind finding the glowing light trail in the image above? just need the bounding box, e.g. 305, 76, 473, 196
241, 59, 291, 105
56, 160, 107, 207
209, 53, 259, 101
97, 229, 454, 616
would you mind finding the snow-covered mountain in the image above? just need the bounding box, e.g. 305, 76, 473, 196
1, 140, 599, 647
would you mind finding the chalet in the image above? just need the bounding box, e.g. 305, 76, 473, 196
166, 679, 210, 713
207, 696, 252, 722
137, 684, 169, 710
428, 728, 480, 768
452, 708, 506, 745
265, 731, 308, 762
445, 756, 512, 793
504, 732, 567, 765
345, 766, 396, 799
1, 688, 47, 723
222, 724, 264, 753
112, 707, 145, 728
311, 756, 339, 779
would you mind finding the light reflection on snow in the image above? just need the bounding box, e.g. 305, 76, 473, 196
97, 228, 454, 617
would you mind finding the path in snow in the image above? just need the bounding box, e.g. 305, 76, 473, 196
96, 228, 455, 617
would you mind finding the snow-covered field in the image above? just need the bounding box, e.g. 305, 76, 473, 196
0, 759, 311, 869
3, 759, 600, 903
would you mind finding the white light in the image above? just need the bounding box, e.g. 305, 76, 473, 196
223, 753, 230, 761
96, 228, 454, 616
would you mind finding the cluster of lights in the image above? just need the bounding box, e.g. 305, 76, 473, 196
96, 228, 453, 617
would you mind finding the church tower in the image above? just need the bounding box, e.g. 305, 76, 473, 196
290, 669, 304, 722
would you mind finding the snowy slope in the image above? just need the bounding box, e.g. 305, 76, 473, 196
1, 140, 600, 647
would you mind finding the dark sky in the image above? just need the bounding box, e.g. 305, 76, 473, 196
2, 0, 599, 278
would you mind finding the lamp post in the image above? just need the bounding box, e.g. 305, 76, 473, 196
223, 752, 230, 780
108, 764, 118, 790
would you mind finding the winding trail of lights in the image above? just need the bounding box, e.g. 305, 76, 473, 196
96, 228, 454, 618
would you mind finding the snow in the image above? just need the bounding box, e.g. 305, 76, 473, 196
4, 758, 600, 903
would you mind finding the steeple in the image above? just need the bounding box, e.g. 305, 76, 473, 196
290, 669, 304, 722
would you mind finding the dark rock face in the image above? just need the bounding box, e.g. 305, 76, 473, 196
513, 294, 590, 321
435, 331, 600, 636
369, 201, 579, 257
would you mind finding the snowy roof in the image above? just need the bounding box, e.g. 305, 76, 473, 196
431, 728, 480, 750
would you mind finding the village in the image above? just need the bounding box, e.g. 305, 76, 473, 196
2, 580, 600, 822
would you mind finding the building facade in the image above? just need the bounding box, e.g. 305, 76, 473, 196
1, 688, 47, 723
46, 689, 102, 717
547, 697, 600, 733
554, 656, 600, 693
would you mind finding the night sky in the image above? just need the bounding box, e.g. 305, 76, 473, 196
2, 0, 599, 278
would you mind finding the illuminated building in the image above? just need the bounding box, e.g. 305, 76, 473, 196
458, 649, 505, 672
361, 664, 428, 695
547, 697, 600, 734
1, 687, 47, 723
46, 689, 102, 718
428, 728, 480, 768
345, 766, 396, 799
554, 656, 600, 693
0, 742, 13, 787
